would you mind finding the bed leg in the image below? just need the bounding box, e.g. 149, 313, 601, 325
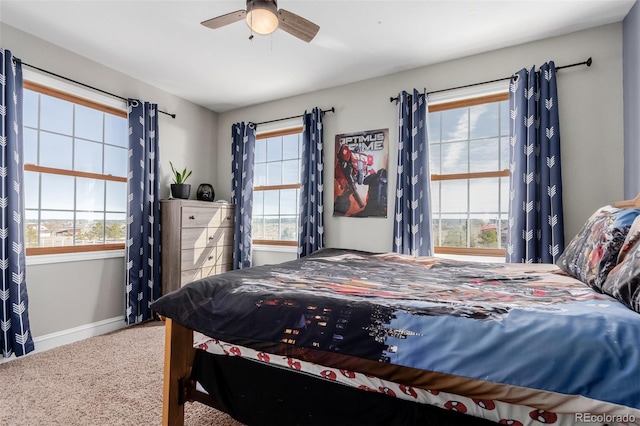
162, 318, 196, 426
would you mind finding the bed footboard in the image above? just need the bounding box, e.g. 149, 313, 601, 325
162, 318, 196, 426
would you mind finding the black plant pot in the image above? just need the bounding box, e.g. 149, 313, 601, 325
171, 184, 191, 200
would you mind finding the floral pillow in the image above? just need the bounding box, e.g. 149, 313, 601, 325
602, 215, 640, 313
556, 206, 640, 292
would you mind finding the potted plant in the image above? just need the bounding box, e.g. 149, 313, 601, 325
170, 162, 193, 199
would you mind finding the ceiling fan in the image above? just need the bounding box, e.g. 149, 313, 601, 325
201, 0, 320, 43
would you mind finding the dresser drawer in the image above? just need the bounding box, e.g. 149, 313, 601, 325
217, 244, 234, 262
181, 227, 209, 249
182, 206, 234, 228
181, 246, 217, 271
180, 268, 202, 286
218, 207, 234, 228
201, 262, 233, 279
208, 226, 234, 247
184, 245, 233, 273
182, 226, 232, 249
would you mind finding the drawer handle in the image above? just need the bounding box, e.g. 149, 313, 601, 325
189, 215, 195, 220
226, 216, 232, 221
208, 236, 214, 240
208, 256, 214, 260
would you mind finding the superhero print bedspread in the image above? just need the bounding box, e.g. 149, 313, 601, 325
151, 248, 640, 419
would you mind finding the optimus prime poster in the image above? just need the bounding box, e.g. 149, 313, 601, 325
334, 128, 389, 218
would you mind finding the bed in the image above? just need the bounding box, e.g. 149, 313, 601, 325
152, 202, 640, 426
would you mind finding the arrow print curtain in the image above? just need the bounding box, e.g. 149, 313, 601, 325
0, 49, 34, 358
393, 89, 433, 257
231, 122, 256, 269
298, 108, 324, 258
125, 99, 160, 325
506, 62, 565, 263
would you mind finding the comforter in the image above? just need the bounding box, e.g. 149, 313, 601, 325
152, 248, 640, 424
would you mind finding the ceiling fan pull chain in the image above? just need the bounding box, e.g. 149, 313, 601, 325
248, 0, 254, 40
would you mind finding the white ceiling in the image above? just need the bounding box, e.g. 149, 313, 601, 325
0, 0, 635, 113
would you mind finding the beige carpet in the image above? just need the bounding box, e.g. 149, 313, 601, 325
0, 321, 245, 426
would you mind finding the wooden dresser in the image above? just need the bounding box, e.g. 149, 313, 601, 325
161, 199, 234, 295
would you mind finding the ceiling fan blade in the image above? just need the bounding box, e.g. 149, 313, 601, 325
201, 10, 247, 29
277, 9, 319, 43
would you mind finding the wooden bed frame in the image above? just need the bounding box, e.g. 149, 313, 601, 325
162, 318, 207, 426
159, 318, 493, 426
159, 319, 496, 426
162, 318, 502, 426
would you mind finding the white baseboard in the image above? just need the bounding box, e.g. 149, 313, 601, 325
0, 316, 126, 364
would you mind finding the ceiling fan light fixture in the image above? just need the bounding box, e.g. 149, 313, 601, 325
246, 0, 279, 35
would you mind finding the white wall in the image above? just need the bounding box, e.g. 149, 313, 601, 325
217, 23, 625, 265
624, 1, 640, 198
0, 22, 219, 338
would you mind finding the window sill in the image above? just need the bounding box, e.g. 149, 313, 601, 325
435, 253, 505, 263
26, 249, 125, 266
252, 244, 298, 253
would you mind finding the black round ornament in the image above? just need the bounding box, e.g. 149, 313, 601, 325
196, 183, 215, 202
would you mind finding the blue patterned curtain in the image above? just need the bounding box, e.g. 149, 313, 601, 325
506, 62, 564, 263
125, 99, 160, 324
393, 89, 433, 256
0, 49, 34, 358
231, 122, 256, 269
298, 108, 324, 258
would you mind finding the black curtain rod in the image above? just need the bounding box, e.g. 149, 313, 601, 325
255, 107, 335, 126
389, 57, 593, 103
18, 61, 177, 119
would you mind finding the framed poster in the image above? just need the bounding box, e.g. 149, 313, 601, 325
334, 128, 389, 217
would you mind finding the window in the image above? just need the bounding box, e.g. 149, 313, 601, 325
428, 93, 510, 256
22, 81, 128, 255
252, 127, 303, 246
